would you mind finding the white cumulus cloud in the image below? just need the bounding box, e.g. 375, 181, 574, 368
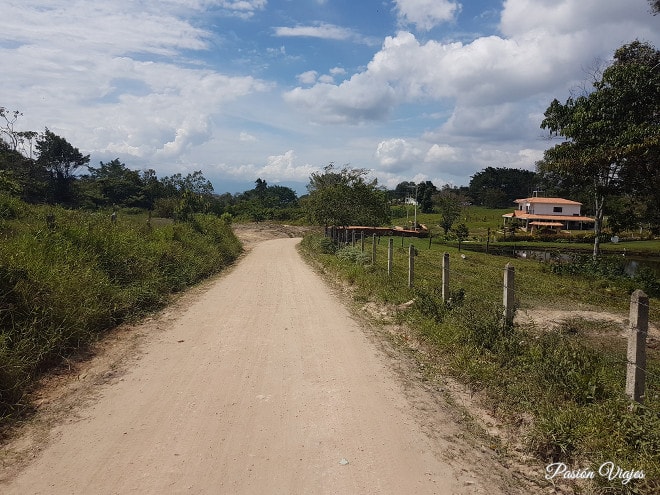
394, 0, 461, 31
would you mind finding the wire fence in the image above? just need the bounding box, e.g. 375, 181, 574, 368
326, 230, 659, 409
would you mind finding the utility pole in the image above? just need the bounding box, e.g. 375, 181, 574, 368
414, 184, 418, 231
409, 184, 418, 231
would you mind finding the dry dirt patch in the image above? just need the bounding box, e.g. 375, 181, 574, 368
232, 222, 316, 249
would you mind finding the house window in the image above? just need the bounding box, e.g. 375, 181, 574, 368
553, 206, 563, 213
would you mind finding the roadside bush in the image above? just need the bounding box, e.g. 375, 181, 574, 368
299, 233, 337, 255
451, 300, 509, 350
413, 287, 464, 323
336, 246, 371, 265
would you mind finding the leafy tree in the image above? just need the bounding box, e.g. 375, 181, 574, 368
265, 184, 297, 208
305, 163, 390, 227
36, 128, 90, 204
454, 223, 469, 251
140, 169, 164, 209
0, 109, 46, 200
153, 170, 214, 220
435, 192, 462, 235
254, 178, 268, 200
538, 41, 660, 255
0, 169, 21, 196
416, 181, 437, 213
85, 159, 144, 207
468, 167, 537, 207
391, 181, 416, 201
176, 171, 214, 220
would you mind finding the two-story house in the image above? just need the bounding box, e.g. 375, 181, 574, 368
502, 195, 595, 232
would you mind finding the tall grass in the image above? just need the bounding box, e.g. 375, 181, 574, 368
300, 233, 660, 494
0, 195, 241, 420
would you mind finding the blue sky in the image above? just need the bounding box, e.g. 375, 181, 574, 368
2, 0, 659, 195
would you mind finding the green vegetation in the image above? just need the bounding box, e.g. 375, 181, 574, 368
0, 196, 241, 421
300, 232, 659, 493
1, 110, 304, 223
468, 167, 538, 208
304, 163, 390, 227
539, 41, 660, 255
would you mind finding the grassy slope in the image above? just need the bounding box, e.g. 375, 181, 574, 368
0, 196, 242, 421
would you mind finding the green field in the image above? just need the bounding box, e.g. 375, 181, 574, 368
393, 205, 660, 255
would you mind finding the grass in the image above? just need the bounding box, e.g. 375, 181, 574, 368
0, 195, 242, 423
393, 206, 660, 255
300, 232, 660, 494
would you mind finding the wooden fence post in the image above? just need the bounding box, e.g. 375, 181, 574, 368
503, 263, 515, 327
352, 230, 355, 247
442, 252, 449, 303
626, 290, 649, 403
408, 245, 415, 288
361, 232, 365, 253
372, 234, 377, 264
388, 238, 393, 277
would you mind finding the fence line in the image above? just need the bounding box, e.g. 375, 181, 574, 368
324, 231, 657, 405
327, 231, 654, 312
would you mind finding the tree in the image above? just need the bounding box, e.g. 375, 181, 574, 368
435, 192, 462, 235
539, 41, 660, 256
392, 181, 416, 202
305, 163, 390, 228
254, 178, 268, 200
0, 107, 24, 152
416, 181, 437, 213
454, 223, 469, 251
468, 167, 537, 207
650, 0, 660, 14
85, 159, 144, 207
36, 128, 90, 203
176, 171, 214, 219
265, 185, 297, 208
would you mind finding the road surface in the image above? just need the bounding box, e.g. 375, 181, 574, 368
1, 236, 521, 494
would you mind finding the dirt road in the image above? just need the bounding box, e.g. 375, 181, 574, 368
1, 235, 524, 494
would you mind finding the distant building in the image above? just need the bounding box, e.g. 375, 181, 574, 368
502, 195, 595, 232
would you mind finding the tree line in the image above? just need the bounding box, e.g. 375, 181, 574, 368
2, 40, 657, 239
0, 113, 535, 227
0, 116, 305, 221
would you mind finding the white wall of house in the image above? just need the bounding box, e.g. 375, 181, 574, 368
518, 201, 581, 216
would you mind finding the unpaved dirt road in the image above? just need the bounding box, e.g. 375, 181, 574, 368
1, 234, 527, 494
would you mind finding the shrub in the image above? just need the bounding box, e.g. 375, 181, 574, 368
299, 233, 337, 255
336, 246, 371, 265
